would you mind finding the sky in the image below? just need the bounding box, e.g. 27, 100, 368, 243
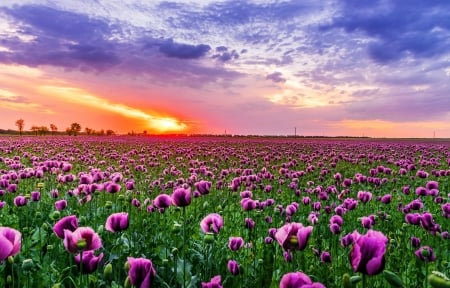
0, 0, 450, 137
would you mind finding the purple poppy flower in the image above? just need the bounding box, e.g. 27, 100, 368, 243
201, 275, 222, 288
53, 215, 78, 239
228, 236, 244, 251
171, 187, 191, 207
357, 191, 372, 204
415, 246, 436, 262
361, 216, 374, 229
275, 222, 313, 251
244, 218, 255, 229
426, 181, 439, 190
105, 182, 121, 194
195, 180, 212, 195
74, 250, 104, 274
405, 213, 421, 225
153, 194, 172, 209
381, 194, 392, 204
283, 251, 292, 262
0, 227, 21, 261
31, 191, 41, 201
55, 200, 67, 211
200, 213, 224, 234
410, 237, 421, 248
330, 215, 343, 226
320, 251, 332, 263
227, 260, 241, 275
279, 272, 326, 288
442, 203, 450, 218
13, 195, 27, 207
349, 230, 388, 275
63, 227, 102, 253
105, 212, 129, 233
330, 223, 342, 234
127, 257, 156, 288
241, 198, 256, 211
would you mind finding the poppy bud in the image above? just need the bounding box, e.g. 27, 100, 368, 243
22, 259, 34, 271
104, 263, 113, 281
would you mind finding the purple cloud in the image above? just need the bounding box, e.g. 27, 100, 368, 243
266, 72, 286, 83
158, 39, 211, 59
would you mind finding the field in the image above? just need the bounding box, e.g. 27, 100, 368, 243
0, 136, 449, 288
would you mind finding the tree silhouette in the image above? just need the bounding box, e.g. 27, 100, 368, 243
69, 122, 82, 136
50, 124, 58, 135
15, 119, 25, 136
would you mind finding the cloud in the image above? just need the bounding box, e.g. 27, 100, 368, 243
322, 0, 450, 63
266, 71, 286, 83
158, 39, 211, 59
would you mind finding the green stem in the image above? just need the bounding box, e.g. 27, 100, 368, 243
183, 206, 186, 288
362, 273, 366, 288
79, 251, 83, 288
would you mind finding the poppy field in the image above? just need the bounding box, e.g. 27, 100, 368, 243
0, 136, 449, 288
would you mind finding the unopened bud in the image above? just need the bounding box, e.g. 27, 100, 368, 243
104, 263, 113, 281
204, 232, 215, 244
22, 259, 34, 271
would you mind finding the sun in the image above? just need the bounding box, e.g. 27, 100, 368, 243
149, 117, 187, 133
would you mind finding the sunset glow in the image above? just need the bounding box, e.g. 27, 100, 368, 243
0, 1, 449, 137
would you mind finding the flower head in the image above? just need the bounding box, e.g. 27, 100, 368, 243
105, 212, 129, 233
349, 230, 388, 275
415, 246, 436, 262
74, 251, 104, 274
228, 237, 244, 251
200, 213, 224, 234
275, 222, 313, 251
63, 227, 102, 253
153, 194, 172, 209
201, 275, 222, 288
279, 271, 326, 288
53, 215, 78, 239
127, 257, 156, 288
0, 227, 21, 261
171, 187, 191, 207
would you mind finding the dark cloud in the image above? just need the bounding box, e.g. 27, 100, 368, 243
0, 4, 121, 70
213, 49, 239, 62
158, 39, 211, 59
0, 94, 30, 103
266, 72, 286, 83
322, 0, 450, 63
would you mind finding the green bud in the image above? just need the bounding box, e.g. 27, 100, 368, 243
258, 259, 263, 264
22, 259, 34, 271
204, 232, 215, 244
76, 239, 87, 250
7, 275, 12, 284
25, 194, 31, 199
97, 225, 104, 234
124, 276, 132, 288
172, 223, 182, 233
104, 263, 113, 281
105, 201, 113, 209
124, 260, 131, 272
202, 201, 209, 209
50, 210, 61, 221
171, 248, 179, 256
350, 275, 362, 284
47, 245, 54, 251
37, 182, 44, 189
428, 272, 450, 288
383, 270, 403, 287
35, 211, 42, 219
162, 258, 169, 265
41, 222, 49, 230
118, 194, 126, 201
7, 256, 14, 264
216, 205, 222, 211
342, 273, 353, 288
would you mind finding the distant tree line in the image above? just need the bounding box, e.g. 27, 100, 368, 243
4, 119, 116, 136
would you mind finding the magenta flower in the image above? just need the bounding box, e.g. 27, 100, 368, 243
127, 257, 156, 288
320, 251, 332, 263
153, 194, 172, 209
279, 272, 326, 288
63, 227, 102, 253
171, 187, 191, 207
195, 180, 212, 195
13, 195, 27, 207
74, 251, 104, 274
442, 203, 450, 218
227, 259, 241, 275
201, 275, 223, 288
105, 212, 129, 233
357, 191, 372, 203
275, 222, 313, 251
228, 236, 244, 251
53, 215, 78, 239
415, 246, 436, 262
200, 213, 223, 234
55, 199, 67, 211
349, 230, 388, 275
31, 191, 41, 201
0, 227, 21, 261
